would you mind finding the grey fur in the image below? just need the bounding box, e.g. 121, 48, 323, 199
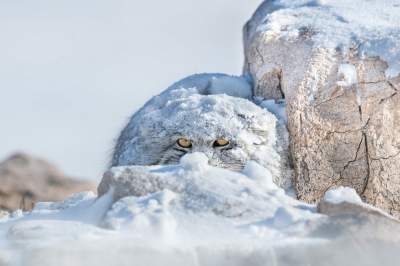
111, 74, 287, 187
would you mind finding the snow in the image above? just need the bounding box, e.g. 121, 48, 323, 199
256, 98, 287, 124
255, 0, 400, 78
207, 75, 253, 99
1, 154, 399, 265
337, 64, 358, 87
164, 73, 253, 99
180, 151, 210, 172
242, 160, 276, 190
336, 63, 362, 105
323, 186, 363, 205
0, 154, 324, 265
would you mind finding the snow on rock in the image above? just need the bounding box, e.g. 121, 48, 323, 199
323, 187, 362, 205
337, 64, 358, 87
100, 153, 306, 222
245, 0, 400, 217
251, 0, 400, 78
318, 186, 399, 222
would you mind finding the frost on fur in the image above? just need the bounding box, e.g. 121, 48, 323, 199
111, 73, 291, 189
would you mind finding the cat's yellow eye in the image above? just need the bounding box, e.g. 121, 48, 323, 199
213, 139, 230, 147
177, 138, 192, 148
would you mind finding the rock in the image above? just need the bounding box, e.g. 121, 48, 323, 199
288, 193, 400, 265
0, 153, 96, 211
97, 160, 306, 222
298, 206, 400, 266
314, 196, 400, 245
318, 198, 397, 222
244, 1, 400, 217
98, 166, 164, 202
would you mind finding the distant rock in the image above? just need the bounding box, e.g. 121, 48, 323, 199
0, 210, 8, 219
0, 153, 96, 211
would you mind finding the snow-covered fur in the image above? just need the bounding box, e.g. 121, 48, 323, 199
111, 73, 288, 187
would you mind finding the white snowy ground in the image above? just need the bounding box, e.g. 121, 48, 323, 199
1, 153, 399, 266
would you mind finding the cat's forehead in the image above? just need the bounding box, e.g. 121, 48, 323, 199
160, 101, 267, 134
169, 93, 256, 114
138, 93, 276, 141
160, 94, 272, 122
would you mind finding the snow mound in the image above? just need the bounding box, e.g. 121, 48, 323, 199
102, 153, 315, 230
2, 154, 400, 265
0, 155, 321, 265
253, 0, 400, 77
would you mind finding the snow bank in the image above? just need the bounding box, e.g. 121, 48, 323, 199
102, 153, 317, 232
253, 0, 400, 78
1, 154, 400, 265
0, 154, 321, 266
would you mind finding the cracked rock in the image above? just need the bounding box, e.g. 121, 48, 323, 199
244, 1, 400, 217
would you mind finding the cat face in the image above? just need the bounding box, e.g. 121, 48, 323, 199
159, 136, 248, 171
112, 89, 280, 175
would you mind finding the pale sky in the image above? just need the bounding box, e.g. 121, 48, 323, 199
0, 0, 262, 180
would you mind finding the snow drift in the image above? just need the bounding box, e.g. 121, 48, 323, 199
1, 154, 400, 266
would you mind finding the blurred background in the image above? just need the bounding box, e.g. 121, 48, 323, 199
0, 0, 262, 180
